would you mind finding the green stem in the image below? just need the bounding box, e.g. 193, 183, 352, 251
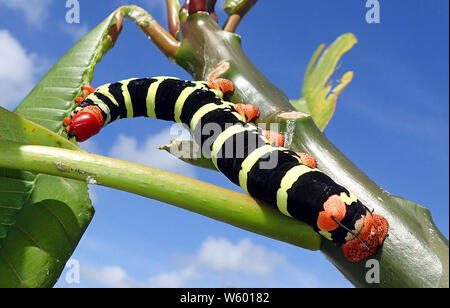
223, 0, 258, 32
0, 140, 321, 251
166, 0, 181, 37
118, 5, 181, 58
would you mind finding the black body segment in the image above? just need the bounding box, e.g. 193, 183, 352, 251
127, 78, 156, 117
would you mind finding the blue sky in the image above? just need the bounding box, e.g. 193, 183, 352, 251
0, 0, 448, 288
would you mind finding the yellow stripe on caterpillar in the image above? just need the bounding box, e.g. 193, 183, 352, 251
210, 124, 256, 168
319, 230, 333, 241
238, 144, 277, 194
87, 94, 112, 125
340, 191, 358, 205
120, 78, 138, 119
276, 165, 319, 217
95, 83, 119, 107
189, 102, 241, 134
146, 77, 173, 118
174, 82, 209, 124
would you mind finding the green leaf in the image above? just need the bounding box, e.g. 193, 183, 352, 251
293, 33, 357, 131
0, 10, 122, 287
0, 108, 80, 150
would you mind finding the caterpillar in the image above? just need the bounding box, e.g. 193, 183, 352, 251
63, 75, 388, 262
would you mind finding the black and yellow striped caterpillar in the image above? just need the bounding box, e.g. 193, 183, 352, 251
63, 76, 388, 262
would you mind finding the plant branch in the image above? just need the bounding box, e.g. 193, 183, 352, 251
166, 0, 181, 37
223, 0, 258, 32
0, 140, 321, 251
223, 14, 241, 33
188, 0, 207, 14
117, 5, 181, 58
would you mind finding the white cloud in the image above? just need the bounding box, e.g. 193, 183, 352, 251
78, 237, 319, 288
147, 267, 196, 288
108, 126, 196, 178
0, 30, 44, 110
81, 265, 141, 288
80, 264, 192, 288
196, 237, 285, 277
0, 0, 53, 29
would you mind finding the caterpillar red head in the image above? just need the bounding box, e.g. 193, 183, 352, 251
63, 105, 104, 142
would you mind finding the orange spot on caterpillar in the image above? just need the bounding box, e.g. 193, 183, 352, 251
206, 62, 234, 97
317, 195, 347, 231
263, 130, 285, 147
297, 152, 317, 168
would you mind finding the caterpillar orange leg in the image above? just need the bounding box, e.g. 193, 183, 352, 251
206, 62, 260, 123
296, 152, 317, 168
234, 103, 260, 123
206, 62, 235, 96
73, 85, 96, 104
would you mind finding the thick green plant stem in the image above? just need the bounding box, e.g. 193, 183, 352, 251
278, 113, 449, 288
0, 140, 321, 251
170, 12, 448, 287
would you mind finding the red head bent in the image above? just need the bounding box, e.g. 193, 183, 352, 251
63, 105, 104, 142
